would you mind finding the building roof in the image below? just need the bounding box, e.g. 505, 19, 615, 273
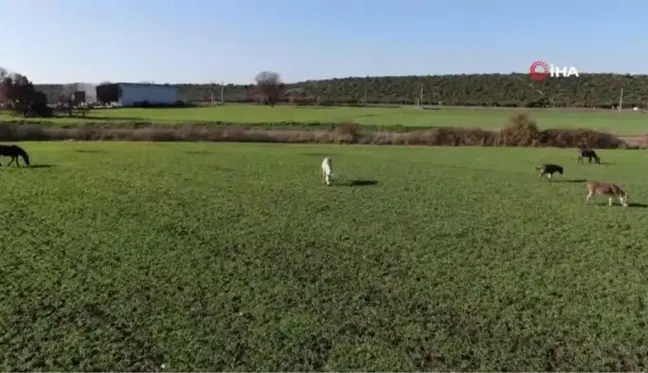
115, 82, 175, 87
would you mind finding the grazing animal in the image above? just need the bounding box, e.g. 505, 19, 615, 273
578, 148, 600, 164
586, 181, 628, 207
321, 157, 333, 186
535, 163, 563, 181
0, 145, 30, 167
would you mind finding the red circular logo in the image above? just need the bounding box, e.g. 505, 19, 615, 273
529, 60, 550, 81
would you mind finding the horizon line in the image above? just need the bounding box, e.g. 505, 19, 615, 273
32, 71, 648, 86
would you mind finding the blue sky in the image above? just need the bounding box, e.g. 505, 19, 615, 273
1, 0, 646, 84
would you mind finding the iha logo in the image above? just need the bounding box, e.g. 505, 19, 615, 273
529, 60, 579, 81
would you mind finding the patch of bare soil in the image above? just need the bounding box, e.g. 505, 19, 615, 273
619, 136, 647, 148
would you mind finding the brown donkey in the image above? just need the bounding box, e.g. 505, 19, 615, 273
586, 181, 628, 207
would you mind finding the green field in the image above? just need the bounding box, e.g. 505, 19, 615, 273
2, 142, 648, 370
3, 105, 648, 135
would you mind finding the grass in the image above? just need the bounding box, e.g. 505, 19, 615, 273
2, 142, 648, 370
2, 104, 648, 134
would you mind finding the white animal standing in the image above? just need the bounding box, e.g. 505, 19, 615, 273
321, 157, 333, 186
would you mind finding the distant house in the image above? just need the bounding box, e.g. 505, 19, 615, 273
96, 82, 177, 107
73, 83, 97, 103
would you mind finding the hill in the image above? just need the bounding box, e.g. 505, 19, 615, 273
35, 73, 648, 108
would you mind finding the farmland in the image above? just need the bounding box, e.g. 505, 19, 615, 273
2, 142, 648, 370
3, 104, 648, 135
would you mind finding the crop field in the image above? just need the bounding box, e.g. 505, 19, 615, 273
2, 142, 648, 370
2, 105, 648, 134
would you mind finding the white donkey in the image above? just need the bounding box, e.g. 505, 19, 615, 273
321, 157, 333, 186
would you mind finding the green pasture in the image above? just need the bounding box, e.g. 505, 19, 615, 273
1, 142, 648, 370
2, 105, 648, 134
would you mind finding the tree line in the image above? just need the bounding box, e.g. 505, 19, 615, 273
30, 72, 648, 109
0, 68, 51, 116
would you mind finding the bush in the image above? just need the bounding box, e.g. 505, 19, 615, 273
496, 113, 540, 146
0, 114, 631, 149
331, 121, 360, 143
541, 128, 626, 149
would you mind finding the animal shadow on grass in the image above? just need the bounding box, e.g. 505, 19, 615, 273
591, 202, 648, 208
26, 163, 56, 169
579, 161, 615, 166
341, 179, 379, 187
75, 149, 104, 153
554, 179, 587, 183
12, 164, 55, 169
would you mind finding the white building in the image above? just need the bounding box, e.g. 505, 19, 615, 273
113, 83, 178, 106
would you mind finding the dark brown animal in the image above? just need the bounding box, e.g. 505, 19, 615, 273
578, 149, 600, 164
586, 181, 628, 207
535, 164, 563, 181
0, 145, 30, 166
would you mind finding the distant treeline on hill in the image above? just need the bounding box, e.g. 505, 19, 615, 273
35, 73, 648, 108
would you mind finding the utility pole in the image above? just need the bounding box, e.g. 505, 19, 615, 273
209, 82, 215, 104
419, 83, 424, 107
220, 80, 225, 105
618, 88, 624, 113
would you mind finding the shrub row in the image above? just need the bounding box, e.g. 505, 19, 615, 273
0, 114, 633, 149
